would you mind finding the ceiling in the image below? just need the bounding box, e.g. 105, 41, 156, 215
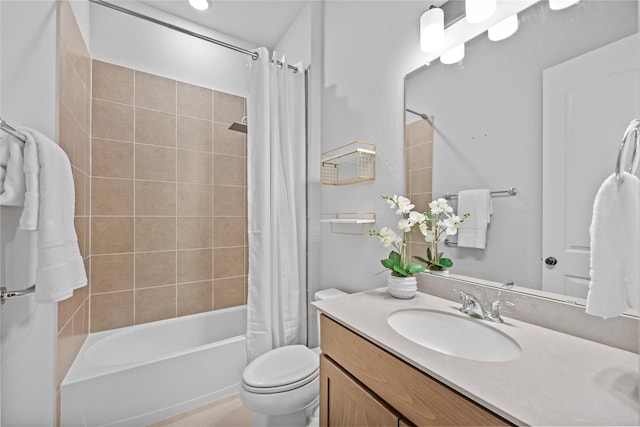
137, 0, 309, 49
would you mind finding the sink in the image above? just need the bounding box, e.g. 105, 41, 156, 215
387, 309, 521, 362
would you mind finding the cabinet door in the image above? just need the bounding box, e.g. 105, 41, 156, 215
320, 355, 400, 427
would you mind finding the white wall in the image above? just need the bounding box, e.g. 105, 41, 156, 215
319, 1, 428, 293
69, 0, 91, 49
91, 1, 252, 96
0, 1, 59, 425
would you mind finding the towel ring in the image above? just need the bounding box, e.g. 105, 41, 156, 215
615, 118, 640, 185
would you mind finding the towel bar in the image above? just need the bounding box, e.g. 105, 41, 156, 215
0, 285, 36, 305
443, 187, 517, 200
615, 118, 640, 184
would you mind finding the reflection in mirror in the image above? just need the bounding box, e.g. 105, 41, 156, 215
405, 0, 639, 304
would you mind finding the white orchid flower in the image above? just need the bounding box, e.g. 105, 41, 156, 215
379, 227, 401, 247
418, 222, 435, 243
386, 195, 398, 209
395, 196, 415, 214
440, 215, 462, 235
398, 219, 412, 233
409, 211, 426, 225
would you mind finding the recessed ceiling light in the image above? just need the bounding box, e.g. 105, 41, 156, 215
188, 0, 210, 11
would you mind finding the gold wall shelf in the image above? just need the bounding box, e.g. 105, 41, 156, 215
321, 212, 376, 235
321, 141, 376, 185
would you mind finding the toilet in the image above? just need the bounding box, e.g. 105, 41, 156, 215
240, 288, 347, 427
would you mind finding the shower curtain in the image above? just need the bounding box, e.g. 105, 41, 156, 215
246, 47, 306, 362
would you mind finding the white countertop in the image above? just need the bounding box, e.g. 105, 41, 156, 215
313, 288, 639, 426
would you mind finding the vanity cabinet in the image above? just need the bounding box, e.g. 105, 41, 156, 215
319, 314, 512, 426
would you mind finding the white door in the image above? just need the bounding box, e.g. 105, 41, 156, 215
542, 34, 640, 298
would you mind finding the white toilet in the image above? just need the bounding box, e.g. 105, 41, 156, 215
240, 288, 347, 427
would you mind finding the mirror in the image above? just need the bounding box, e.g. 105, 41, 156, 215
405, 0, 639, 304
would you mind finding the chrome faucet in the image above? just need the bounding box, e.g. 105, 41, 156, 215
453, 289, 514, 323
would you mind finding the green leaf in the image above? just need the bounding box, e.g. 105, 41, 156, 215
439, 258, 453, 268
392, 265, 409, 277
381, 258, 396, 269
426, 247, 433, 261
413, 255, 429, 264
389, 251, 401, 263
406, 263, 426, 274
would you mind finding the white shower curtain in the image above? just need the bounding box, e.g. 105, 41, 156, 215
246, 47, 306, 362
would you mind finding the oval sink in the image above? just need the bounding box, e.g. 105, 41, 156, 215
387, 309, 521, 362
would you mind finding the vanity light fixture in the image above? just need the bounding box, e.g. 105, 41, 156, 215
420, 6, 445, 52
488, 14, 519, 41
440, 43, 465, 64
188, 0, 210, 11
465, 0, 496, 24
549, 0, 580, 10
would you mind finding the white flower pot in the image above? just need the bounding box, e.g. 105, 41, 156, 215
425, 268, 450, 276
387, 274, 417, 299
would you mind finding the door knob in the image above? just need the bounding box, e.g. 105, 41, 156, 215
544, 257, 558, 266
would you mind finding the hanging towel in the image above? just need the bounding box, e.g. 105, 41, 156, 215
19, 128, 87, 303
20, 130, 39, 230
0, 133, 26, 206
456, 189, 492, 249
586, 172, 640, 319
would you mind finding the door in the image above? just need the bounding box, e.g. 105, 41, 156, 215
542, 34, 640, 297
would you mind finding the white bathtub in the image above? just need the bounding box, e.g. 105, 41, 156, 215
61, 305, 247, 426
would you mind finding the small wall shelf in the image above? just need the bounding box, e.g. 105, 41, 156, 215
321, 212, 376, 235
321, 141, 376, 186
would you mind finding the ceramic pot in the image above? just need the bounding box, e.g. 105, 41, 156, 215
425, 268, 450, 276
387, 274, 417, 299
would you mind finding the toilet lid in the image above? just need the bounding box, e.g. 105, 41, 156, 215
242, 345, 319, 393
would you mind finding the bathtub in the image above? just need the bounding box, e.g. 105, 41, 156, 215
61, 305, 247, 426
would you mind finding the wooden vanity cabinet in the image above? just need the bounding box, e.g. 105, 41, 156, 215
319, 314, 512, 427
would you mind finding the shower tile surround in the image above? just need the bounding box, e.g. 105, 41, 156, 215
90, 60, 248, 332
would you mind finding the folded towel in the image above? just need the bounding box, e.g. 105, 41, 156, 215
18, 128, 87, 303
0, 133, 26, 206
456, 189, 492, 249
20, 130, 39, 230
586, 172, 640, 318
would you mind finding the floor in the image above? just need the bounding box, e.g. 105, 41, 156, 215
149, 394, 253, 427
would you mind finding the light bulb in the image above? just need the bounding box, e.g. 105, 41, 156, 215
440, 44, 465, 64
465, 0, 496, 24
188, 0, 210, 11
549, 0, 580, 10
488, 14, 519, 41
420, 7, 445, 53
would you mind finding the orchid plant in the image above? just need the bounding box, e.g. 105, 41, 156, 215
369, 195, 426, 277
413, 198, 469, 271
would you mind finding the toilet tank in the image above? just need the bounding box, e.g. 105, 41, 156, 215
312, 288, 347, 348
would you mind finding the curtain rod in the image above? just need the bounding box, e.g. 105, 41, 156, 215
89, 0, 299, 72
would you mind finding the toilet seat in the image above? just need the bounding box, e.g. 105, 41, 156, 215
242, 345, 319, 394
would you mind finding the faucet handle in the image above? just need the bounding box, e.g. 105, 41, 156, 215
453, 288, 468, 300
453, 289, 474, 314
488, 300, 515, 323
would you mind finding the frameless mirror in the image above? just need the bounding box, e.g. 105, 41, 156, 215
405, 0, 639, 306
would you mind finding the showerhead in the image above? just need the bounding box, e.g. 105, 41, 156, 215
228, 116, 247, 134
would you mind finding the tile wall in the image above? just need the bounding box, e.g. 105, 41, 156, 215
56, 0, 92, 422
405, 116, 434, 261
90, 60, 248, 332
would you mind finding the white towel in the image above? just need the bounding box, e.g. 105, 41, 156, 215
586, 172, 640, 319
456, 189, 492, 249
20, 130, 39, 230
19, 128, 87, 303
0, 133, 26, 206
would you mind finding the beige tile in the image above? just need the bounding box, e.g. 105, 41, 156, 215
213, 217, 246, 247
177, 116, 212, 152
92, 99, 133, 141
59, 41, 75, 115
410, 167, 433, 195
92, 138, 134, 179
177, 281, 213, 316
91, 217, 133, 254
213, 91, 245, 124
177, 81, 212, 120
135, 181, 176, 216
72, 69, 87, 129
409, 117, 434, 146
213, 121, 245, 156
177, 249, 213, 284
135, 251, 177, 288
213, 247, 244, 279
213, 155, 245, 186
56, 321, 75, 387
72, 169, 86, 217
92, 99, 134, 142
177, 217, 212, 250
177, 149, 212, 184
408, 193, 432, 214
135, 144, 176, 181
135, 285, 177, 324
177, 183, 212, 217
59, 0, 90, 83
135, 71, 176, 113
91, 291, 134, 332
74, 123, 89, 174
409, 142, 433, 171
135, 217, 176, 252
214, 277, 245, 309
59, 102, 75, 160
135, 107, 176, 148
92, 254, 134, 293
92, 60, 134, 104
214, 186, 245, 217
91, 178, 134, 216
74, 216, 88, 258
57, 285, 86, 332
